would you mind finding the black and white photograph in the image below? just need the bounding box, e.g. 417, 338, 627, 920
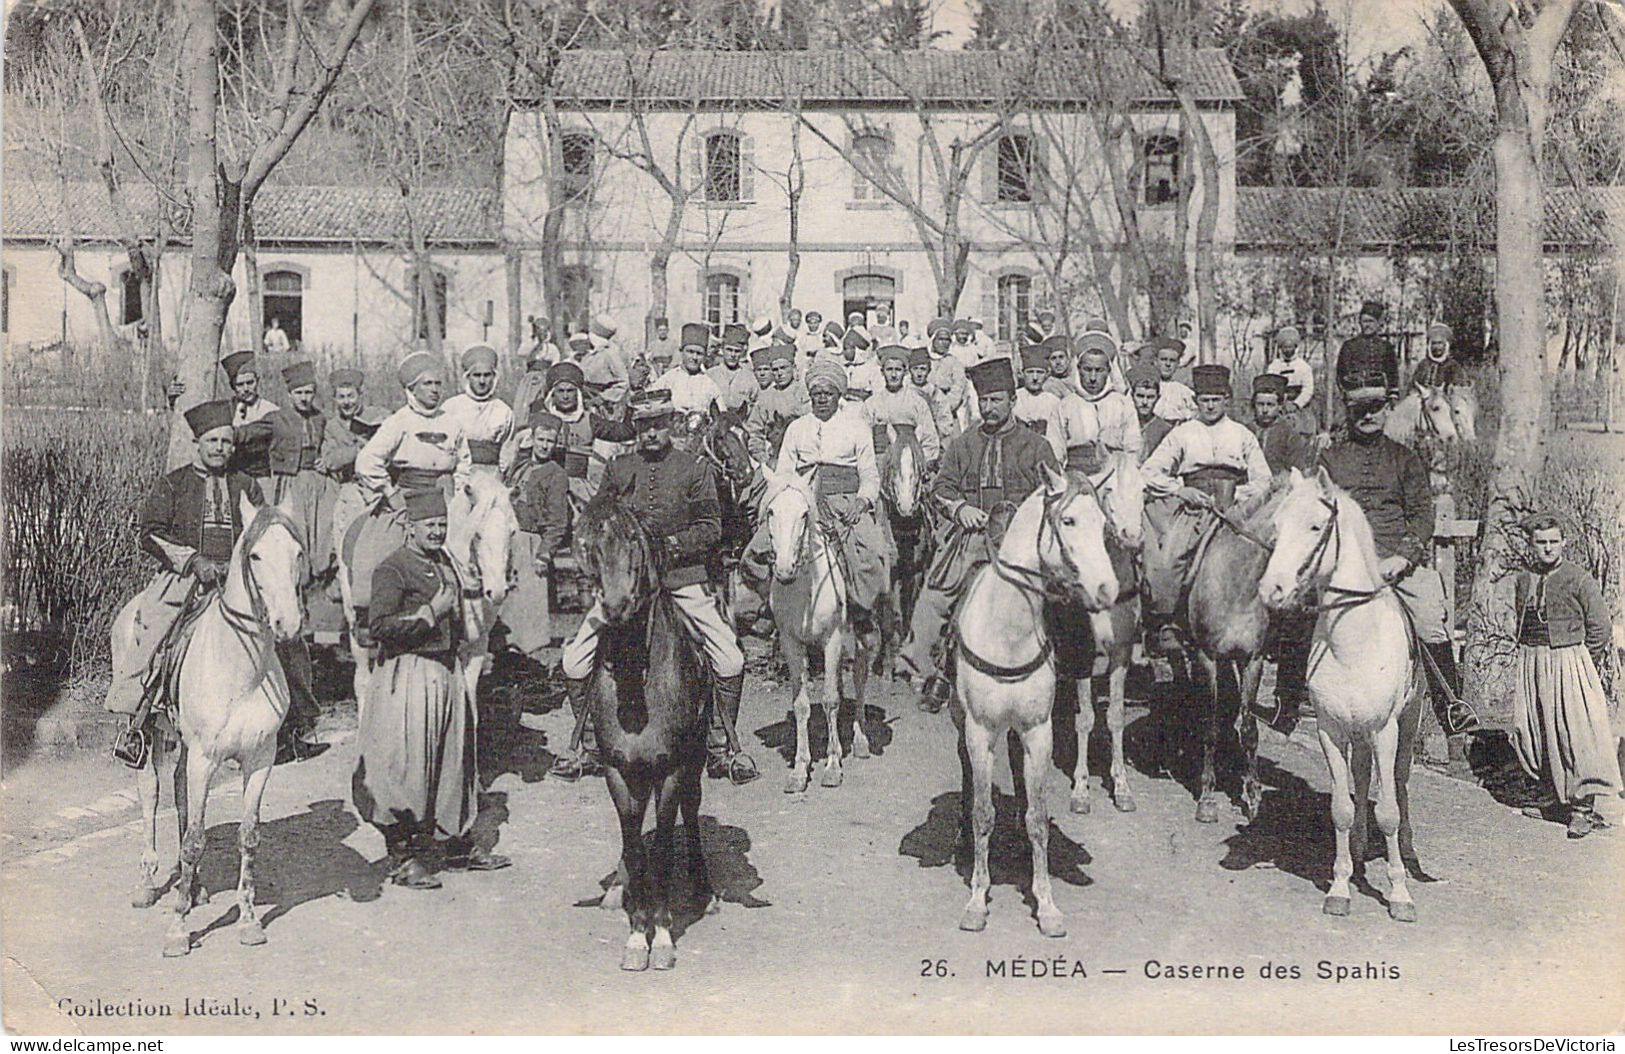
1, 0, 1622, 1038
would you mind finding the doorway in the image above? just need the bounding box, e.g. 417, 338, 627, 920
842, 273, 895, 331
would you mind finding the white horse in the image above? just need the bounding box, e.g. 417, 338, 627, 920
337, 473, 517, 713
760, 468, 873, 793
121, 495, 306, 956
1258, 467, 1418, 923
876, 427, 926, 677
1386, 382, 1478, 447
955, 464, 1118, 937
1070, 450, 1147, 816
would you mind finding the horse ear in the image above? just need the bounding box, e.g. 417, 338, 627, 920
1286, 466, 1303, 488
1315, 464, 1335, 491
1042, 461, 1066, 495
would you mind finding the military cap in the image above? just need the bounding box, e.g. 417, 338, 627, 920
184, 400, 236, 439
1127, 361, 1162, 391
330, 368, 364, 390
680, 322, 711, 349
1251, 373, 1288, 399
951, 319, 975, 336
1191, 364, 1232, 396
590, 314, 618, 339
721, 323, 749, 347
1019, 344, 1049, 371
629, 388, 676, 421
907, 347, 931, 369
1359, 300, 1385, 322
546, 361, 585, 391
966, 357, 1016, 396
281, 360, 317, 390
220, 350, 258, 383
878, 344, 910, 367
404, 489, 448, 523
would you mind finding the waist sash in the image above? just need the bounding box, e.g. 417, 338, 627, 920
814, 463, 860, 496
1183, 465, 1246, 484
394, 466, 445, 492
467, 439, 502, 465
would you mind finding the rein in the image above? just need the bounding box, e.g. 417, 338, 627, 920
1286, 493, 1390, 614
223, 504, 304, 704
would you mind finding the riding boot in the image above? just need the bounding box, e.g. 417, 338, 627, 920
705, 673, 757, 783
1425, 641, 1479, 736
551, 676, 602, 782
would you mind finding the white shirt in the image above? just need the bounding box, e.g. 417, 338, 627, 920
440, 391, 516, 474
356, 401, 472, 495
234, 397, 279, 427
654, 366, 723, 415
864, 385, 942, 462
776, 410, 881, 505
1154, 379, 1198, 422
1142, 416, 1271, 503
1013, 389, 1069, 461
1268, 356, 1316, 409
1075, 386, 1141, 458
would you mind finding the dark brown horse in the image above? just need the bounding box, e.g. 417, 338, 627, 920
573, 501, 717, 971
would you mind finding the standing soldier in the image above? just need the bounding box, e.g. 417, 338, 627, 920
865, 345, 942, 465
1073, 339, 1142, 465
1079, 317, 1129, 394
353, 488, 510, 889
744, 344, 811, 464
837, 328, 885, 398
1042, 334, 1081, 399
657, 322, 725, 416
503, 410, 573, 659
555, 390, 751, 783
899, 358, 1058, 711
1247, 374, 1313, 473
1128, 360, 1176, 461
1013, 343, 1069, 462
509, 343, 557, 461
1265, 324, 1319, 437
925, 320, 971, 428
267, 360, 331, 574
323, 368, 383, 575
220, 351, 279, 495
1335, 300, 1400, 405
907, 346, 958, 444
440, 344, 515, 481
703, 322, 756, 414
645, 317, 677, 373
1145, 338, 1197, 424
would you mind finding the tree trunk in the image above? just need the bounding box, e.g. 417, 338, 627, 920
781, 120, 804, 313
1176, 91, 1222, 365
244, 209, 264, 356
53, 242, 122, 385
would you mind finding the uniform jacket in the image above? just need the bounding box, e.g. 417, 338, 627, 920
1013, 388, 1068, 461
1076, 387, 1141, 459
1152, 380, 1197, 423
656, 366, 724, 415
1337, 335, 1399, 392
932, 417, 1057, 517
1514, 560, 1613, 658
1250, 415, 1313, 474
1267, 357, 1316, 409
512, 458, 572, 559
1139, 415, 1175, 462
1408, 357, 1463, 391
864, 385, 942, 462
744, 383, 811, 464
322, 410, 385, 482
587, 446, 721, 589
1317, 433, 1432, 566
1143, 417, 1272, 503
776, 410, 881, 506
369, 545, 467, 664
574, 345, 630, 406
140, 465, 266, 572
355, 401, 472, 495
229, 398, 280, 479
706, 362, 759, 413
267, 406, 326, 477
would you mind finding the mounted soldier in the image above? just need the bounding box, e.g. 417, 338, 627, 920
908, 345, 958, 443
523, 361, 638, 510
440, 344, 515, 482
899, 357, 1058, 712
656, 322, 725, 417
555, 389, 751, 783
1128, 360, 1175, 462
1073, 337, 1142, 466
1265, 324, 1319, 437
743, 343, 810, 464
707, 321, 760, 413
864, 344, 942, 466
1247, 373, 1314, 474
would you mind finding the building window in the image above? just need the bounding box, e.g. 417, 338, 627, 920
559, 131, 594, 202
1143, 134, 1181, 207
705, 273, 742, 335
118, 268, 144, 325
996, 274, 1032, 343
997, 133, 1037, 203
412, 269, 449, 342
851, 127, 895, 201
841, 273, 895, 330
558, 265, 591, 334
262, 269, 304, 345
704, 132, 742, 202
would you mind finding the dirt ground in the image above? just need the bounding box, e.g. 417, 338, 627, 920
3, 632, 1622, 1036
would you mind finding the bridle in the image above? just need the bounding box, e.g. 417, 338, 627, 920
1278, 491, 1388, 613
991, 477, 1099, 603
220, 504, 305, 702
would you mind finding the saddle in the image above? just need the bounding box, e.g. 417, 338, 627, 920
111, 586, 213, 768
341, 499, 409, 613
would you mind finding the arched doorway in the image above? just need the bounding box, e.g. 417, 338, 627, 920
842, 273, 895, 331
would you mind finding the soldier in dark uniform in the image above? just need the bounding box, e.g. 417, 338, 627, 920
1248, 373, 1313, 473
1409, 322, 1465, 391
504, 409, 573, 657
899, 358, 1059, 711
1335, 300, 1401, 401
556, 390, 751, 782
1128, 360, 1175, 461
743, 343, 809, 464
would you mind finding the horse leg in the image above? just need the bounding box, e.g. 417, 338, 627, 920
1373, 720, 1416, 923
164, 750, 216, 957
1317, 723, 1356, 917
349, 634, 371, 717
1022, 720, 1065, 938
783, 632, 812, 794
1194, 652, 1223, 824
648, 771, 682, 970
1395, 686, 1424, 877
130, 736, 166, 909
819, 629, 845, 788
1108, 642, 1136, 813
607, 768, 651, 971
170, 741, 205, 906
1070, 674, 1095, 815
679, 759, 717, 915
959, 719, 995, 933
235, 752, 275, 946
1236, 657, 1264, 823
1350, 738, 1373, 880
850, 625, 872, 761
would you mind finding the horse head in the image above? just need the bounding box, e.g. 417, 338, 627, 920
1035, 463, 1117, 611
1448, 384, 1478, 443
233, 491, 305, 641
575, 502, 659, 623
702, 409, 754, 490
1258, 467, 1344, 610
448, 473, 518, 607
761, 467, 816, 584
1089, 449, 1145, 551
1387, 384, 1458, 446
882, 428, 923, 519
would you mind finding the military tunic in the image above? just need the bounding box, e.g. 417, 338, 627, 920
744, 382, 811, 464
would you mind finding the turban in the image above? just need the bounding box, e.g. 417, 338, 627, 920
1076, 332, 1118, 359
951, 319, 974, 336
330, 368, 364, 390
396, 351, 443, 389
1427, 322, 1453, 342
1083, 317, 1110, 334
1251, 373, 1288, 399
220, 351, 257, 383
460, 344, 498, 373
1191, 364, 1232, 396
590, 314, 618, 339
926, 318, 952, 337
878, 344, 910, 367
1037, 308, 1056, 321
966, 358, 1015, 396
546, 361, 585, 391
404, 489, 448, 523
567, 330, 592, 346
751, 315, 773, 336
184, 400, 236, 439
804, 359, 848, 394
1276, 325, 1302, 344
281, 361, 317, 389
822, 322, 845, 343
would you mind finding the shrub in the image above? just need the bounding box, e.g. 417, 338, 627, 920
2, 410, 167, 680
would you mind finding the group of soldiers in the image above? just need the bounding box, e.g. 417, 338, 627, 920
113, 295, 1542, 885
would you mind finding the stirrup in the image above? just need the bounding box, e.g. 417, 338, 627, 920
110, 720, 152, 770
1441, 699, 1480, 737
726, 752, 759, 786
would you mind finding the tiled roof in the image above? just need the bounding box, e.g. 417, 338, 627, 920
2, 181, 499, 245
525, 48, 1244, 107
1236, 186, 1624, 250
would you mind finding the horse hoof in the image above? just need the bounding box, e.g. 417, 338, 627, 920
1070, 795, 1091, 815
958, 909, 988, 932
1323, 895, 1350, 917
1114, 793, 1138, 814
238, 922, 267, 946
1388, 900, 1417, 924
853, 738, 871, 760
620, 946, 650, 972
162, 934, 192, 958
194, 888, 210, 907
650, 944, 676, 971
703, 896, 722, 917
820, 765, 843, 789
1195, 798, 1220, 824
784, 771, 809, 794
601, 885, 624, 912
130, 884, 162, 910
1038, 912, 1068, 939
